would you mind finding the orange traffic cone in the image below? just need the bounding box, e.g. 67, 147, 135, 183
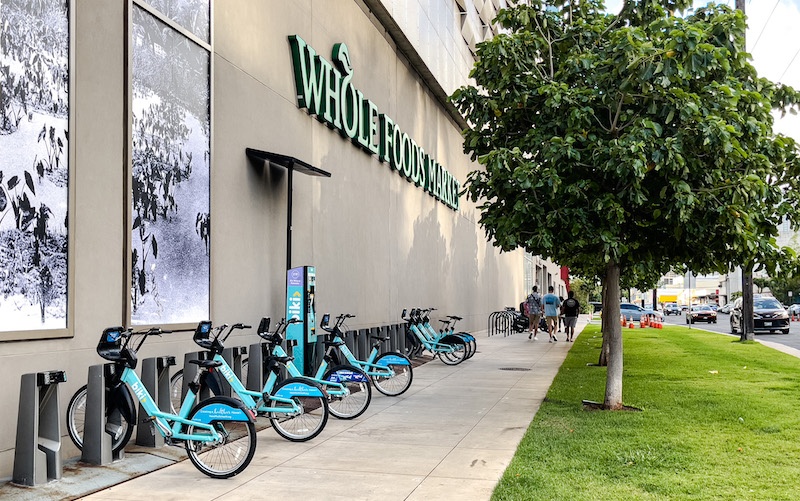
643, 316, 649, 327
628, 316, 635, 328
621, 314, 625, 326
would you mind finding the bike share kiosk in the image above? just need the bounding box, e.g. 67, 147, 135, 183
286, 265, 317, 376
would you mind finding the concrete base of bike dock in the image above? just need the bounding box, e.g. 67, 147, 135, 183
1, 318, 590, 501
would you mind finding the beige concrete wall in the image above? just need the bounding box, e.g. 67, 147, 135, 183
0, 0, 532, 480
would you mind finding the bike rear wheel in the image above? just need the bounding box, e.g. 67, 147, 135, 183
268, 379, 329, 442
438, 339, 467, 365
370, 352, 413, 396
184, 397, 257, 479
66, 384, 133, 454
323, 365, 371, 420
169, 370, 184, 414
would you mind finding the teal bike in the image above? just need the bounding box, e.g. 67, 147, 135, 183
402, 308, 468, 365
191, 320, 330, 442
413, 308, 476, 359
319, 313, 413, 396
68, 326, 258, 478
253, 317, 372, 420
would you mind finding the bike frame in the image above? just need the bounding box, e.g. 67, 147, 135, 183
272, 342, 353, 399
419, 311, 475, 345
406, 320, 460, 354
329, 331, 410, 377
209, 353, 322, 415
120, 365, 244, 443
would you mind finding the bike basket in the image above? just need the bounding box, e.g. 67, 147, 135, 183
257, 317, 271, 339
97, 327, 127, 362
193, 320, 214, 349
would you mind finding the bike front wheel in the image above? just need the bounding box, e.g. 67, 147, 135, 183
323, 365, 372, 420
370, 352, 413, 396
66, 384, 133, 454
184, 397, 257, 479
268, 379, 329, 442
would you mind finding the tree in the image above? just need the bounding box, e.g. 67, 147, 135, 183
570, 277, 601, 313
766, 274, 800, 305
752, 277, 771, 294
452, 0, 800, 410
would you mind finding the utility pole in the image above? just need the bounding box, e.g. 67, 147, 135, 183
735, 0, 755, 341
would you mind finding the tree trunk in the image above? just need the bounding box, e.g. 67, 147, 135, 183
598, 276, 612, 366
603, 261, 623, 410
741, 268, 755, 341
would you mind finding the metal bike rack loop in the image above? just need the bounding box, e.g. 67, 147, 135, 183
488, 311, 515, 337
13, 370, 66, 486
135, 356, 175, 447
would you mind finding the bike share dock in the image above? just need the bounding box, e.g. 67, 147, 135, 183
73, 318, 590, 501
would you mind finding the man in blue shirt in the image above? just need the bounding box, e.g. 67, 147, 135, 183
543, 286, 562, 342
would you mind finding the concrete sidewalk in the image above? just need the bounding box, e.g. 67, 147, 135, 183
74, 319, 588, 500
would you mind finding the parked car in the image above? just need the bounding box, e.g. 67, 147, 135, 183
730, 296, 790, 334
589, 301, 603, 313
708, 304, 719, 312
789, 304, 800, 317
686, 305, 717, 324
664, 302, 681, 316
620, 303, 662, 322
718, 302, 732, 314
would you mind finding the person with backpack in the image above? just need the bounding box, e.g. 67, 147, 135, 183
562, 290, 581, 342
526, 286, 543, 340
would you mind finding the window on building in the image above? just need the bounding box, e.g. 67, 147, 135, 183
129, 1, 210, 324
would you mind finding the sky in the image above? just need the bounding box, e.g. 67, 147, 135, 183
604, 0, 800, 140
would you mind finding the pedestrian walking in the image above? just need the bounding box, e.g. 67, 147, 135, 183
562, 290, 581, 342
527, 286, 543, 340
543, 286, 562, 342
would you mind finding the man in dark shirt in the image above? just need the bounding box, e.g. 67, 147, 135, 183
562, 290, 581, 342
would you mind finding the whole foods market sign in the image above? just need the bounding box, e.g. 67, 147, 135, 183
288, 35, 459, 210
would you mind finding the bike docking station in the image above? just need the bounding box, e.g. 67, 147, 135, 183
13, 370, 67, 486
285, 265, 318, 377
135, 356, 176, 447
82, 364, 125, 465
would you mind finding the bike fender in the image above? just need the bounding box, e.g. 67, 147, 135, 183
441, 335, 466, 346
326, 367, 368, 384
376, 352, 411, 367
191, 396, 254, 424
109, 381, 136, 425
275, 377, 325, 398
201, 369, 225, 397
456, 332, 475, 342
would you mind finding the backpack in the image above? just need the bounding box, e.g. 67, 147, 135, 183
527, 294, 542, 315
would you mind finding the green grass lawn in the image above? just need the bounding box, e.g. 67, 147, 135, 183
492, 324, 800, 500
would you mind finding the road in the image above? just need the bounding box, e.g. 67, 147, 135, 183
661, 311, 800, 351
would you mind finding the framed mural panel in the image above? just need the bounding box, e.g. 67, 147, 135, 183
0, 0, 73, 340
130, 3, 210, 325
145, 0, 210, 43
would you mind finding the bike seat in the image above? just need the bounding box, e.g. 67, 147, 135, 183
189, 359, 222, 368
270, 355, 293, 364
449, 315, 463, 321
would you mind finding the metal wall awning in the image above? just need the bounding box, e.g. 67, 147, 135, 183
246, 148, 331, 270
245, 148, 331, 178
